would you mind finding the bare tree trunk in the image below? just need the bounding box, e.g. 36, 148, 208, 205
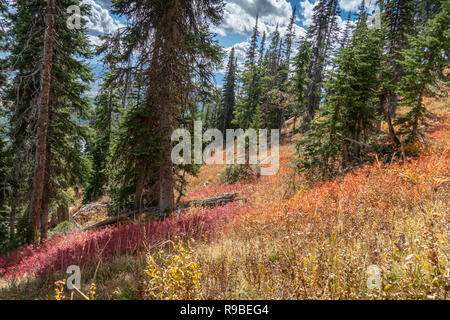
134, 162, 147, 212
40, 142, 51, 242
410, 92, 424, 141
28, 0, 55, 243
159, 104, 175, 212
56, 205, 69, 223
40, 182, 49, 242
10, 201, 15, 241
157, 3, 181, 213
385, 107, 401, 146
49, 209, 57, 228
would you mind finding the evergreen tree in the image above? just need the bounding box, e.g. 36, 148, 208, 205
246, 15, 259, 67
220, 48, 237, 132
379, 0, 416, 135
261, 24, 291, 130
233, 65, 262, 129
0, 0, 7, 87
292, 36, 312, 131
258, 31, 266, 65
204, 87, 222, 129
83, 81, 121, 204
283, 6, 297, 64
0, 126, 8, 211
297, 5, 384, 175
233, 16, 263, 130
276, 7, 297, 130
4, 0, 93, 242
302, 0, 340, 127
267, 24, 282, 77
0, 126, 10, 251
340, 11, 353, 48
112, 0, 223, 213
395, 0, 449, 142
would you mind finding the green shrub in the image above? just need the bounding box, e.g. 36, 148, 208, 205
220, 164, 254, 184
48, 221, 75, 238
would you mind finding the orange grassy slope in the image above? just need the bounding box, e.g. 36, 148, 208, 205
183, 94, 449, 299
1, 94, 448, 300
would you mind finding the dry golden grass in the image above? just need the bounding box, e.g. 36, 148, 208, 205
194, 155, 449, 299
179, 94, 450, 300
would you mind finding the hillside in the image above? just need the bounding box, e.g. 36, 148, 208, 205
0, 94, 448, 300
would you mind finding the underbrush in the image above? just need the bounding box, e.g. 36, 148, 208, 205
0, 202, 243, 284
1, 106, 448, 300
220, 164, 256, 184
194, 150, 449, 299
46, 140, 448, 300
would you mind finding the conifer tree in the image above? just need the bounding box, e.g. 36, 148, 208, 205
258, 31, 266, 65
302, 0, 340, 127
340, 12, 353, 48
283, 6, 297, 65
297, 4, 384, 175
267, 24, 281, 76
276, 7, 297, 129
292, 36, 312, 131
395, 0, 449, 142
112, 0, 223, 213
204, 87, 222, 129
380, 0, 416, 131
4, 0, 93, 242
220, 48, 237, 132
0, 126, 8, 212
0, 0, 6, 85
233, 16, 263, 130
0, 126, 10, 250
84, 81, 121, 204
246, 15, 259, 67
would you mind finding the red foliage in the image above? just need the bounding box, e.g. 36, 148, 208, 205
0, 202, 243, 280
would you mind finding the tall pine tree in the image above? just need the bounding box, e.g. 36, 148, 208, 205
4, 0, 93, 242
297, 4, 384, 175
395, 0, 449, 142
220, 47, 237, 132
111, 0, 223, 213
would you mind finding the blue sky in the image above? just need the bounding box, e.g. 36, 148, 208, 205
79, 0, 370, 93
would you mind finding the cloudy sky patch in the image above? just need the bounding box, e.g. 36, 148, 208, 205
81, 0, 123, 45
78, 0, 361, 88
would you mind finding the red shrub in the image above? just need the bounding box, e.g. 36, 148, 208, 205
0, 202, 243, 280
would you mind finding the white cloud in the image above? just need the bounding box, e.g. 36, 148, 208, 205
339, 0, 361, 12
219, 41, 250, 73
299, 0, 317, 27
340, 0, 378, 13
81, 0, 124, 45
213, 0, 305, 39
299, 1, 357, 36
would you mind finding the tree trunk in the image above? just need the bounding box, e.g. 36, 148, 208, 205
40, 182, 49, 242
28, 0, 55, 243
385, 107, 401, 146
57, 205, 69, 223
134, 162, 147, 212
157, 3, 181, 213
10, 201, 15, 241
159, 106, 175, 213
40, 141, 51, 242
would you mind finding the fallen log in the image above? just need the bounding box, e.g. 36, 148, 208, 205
181, 192, 238, 209
344, 138, 373, 150
71, 201, 109, 221
83, 192, 239, 231
82, 207, 158, 231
